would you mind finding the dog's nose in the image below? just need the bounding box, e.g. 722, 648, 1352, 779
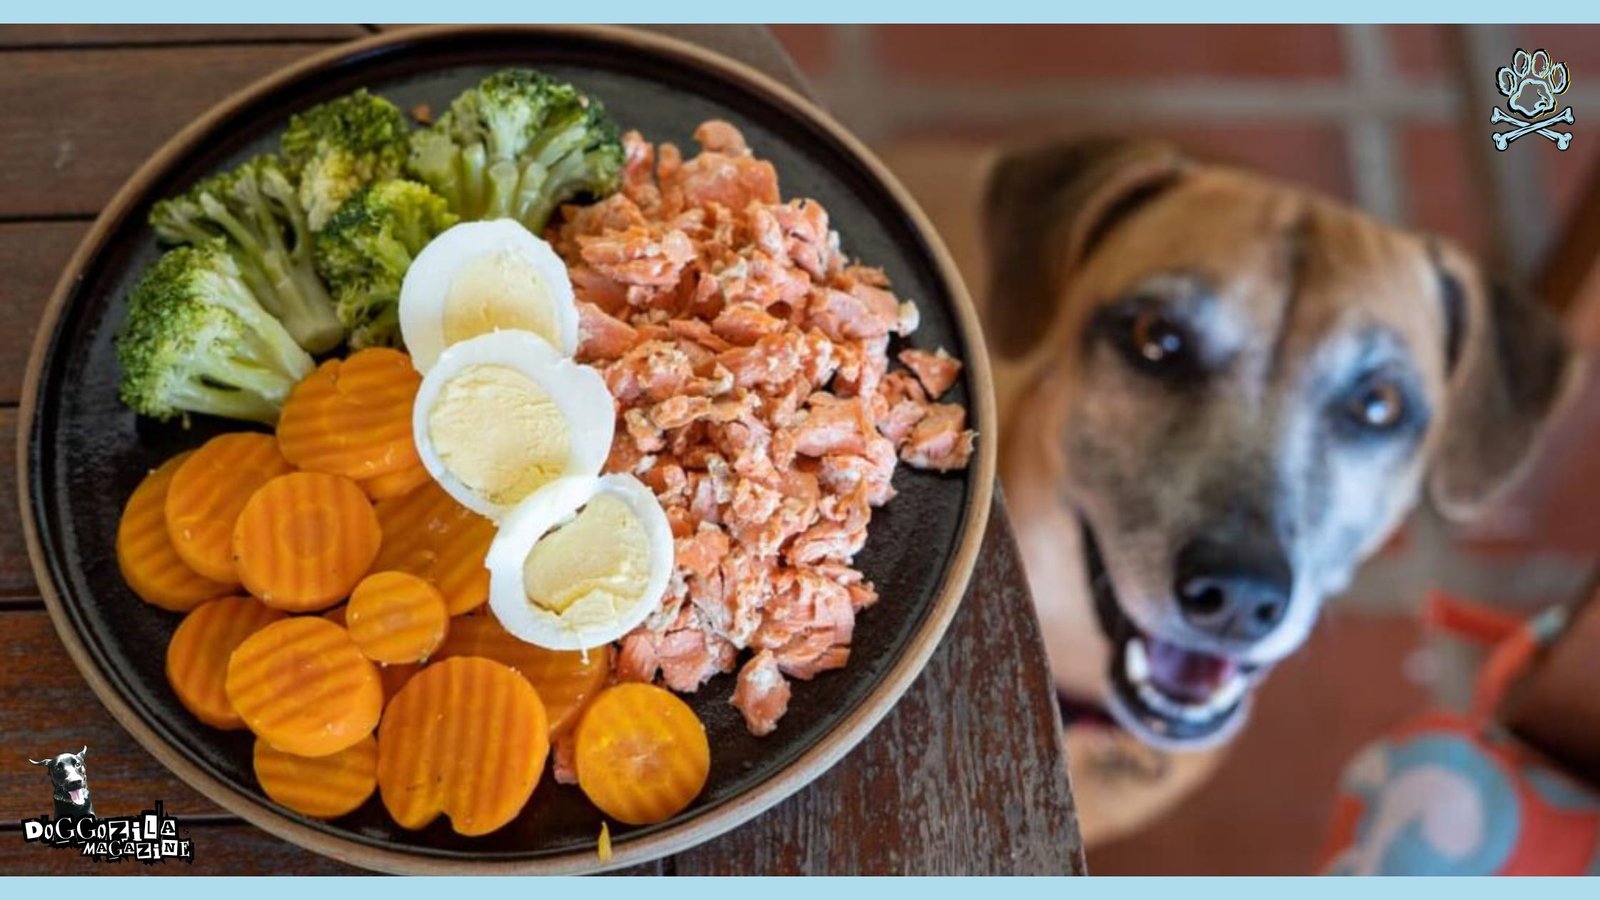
1173, 537, 1293, 642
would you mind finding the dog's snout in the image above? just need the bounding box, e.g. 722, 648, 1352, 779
1173, 536, 1293, 642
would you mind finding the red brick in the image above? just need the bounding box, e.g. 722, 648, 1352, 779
1399, 123, 1488, 255
873, 25, 1345, 82
769, 25, 834, 76
892, 122, 1352, 202
1387, 25, 1451, 77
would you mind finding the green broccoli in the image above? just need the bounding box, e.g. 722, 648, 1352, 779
280, 89, 412, 232
117, 242, 315, 426
408, 69, 624, 232
314, 179, 457, 349
149, 154, 344, 354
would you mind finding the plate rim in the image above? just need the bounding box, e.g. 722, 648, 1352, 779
16, 23, 998, 875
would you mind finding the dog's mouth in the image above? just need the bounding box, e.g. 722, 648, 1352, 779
1083, 523, 1259, 749
62, 785, 87, 806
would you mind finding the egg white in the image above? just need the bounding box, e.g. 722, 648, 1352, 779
486, 473, 674, 651
398, 218, 580, 372
412, 329, 613, 521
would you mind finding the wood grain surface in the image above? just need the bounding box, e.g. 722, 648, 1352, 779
1, 25, 1081, 875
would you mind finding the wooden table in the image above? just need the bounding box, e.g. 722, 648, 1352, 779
0, 24, 1082, 875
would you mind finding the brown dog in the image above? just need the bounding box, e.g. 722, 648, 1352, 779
907, 137, 1577, 846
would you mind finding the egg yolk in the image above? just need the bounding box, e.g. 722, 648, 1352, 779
427, 364, 570, 506
522, 493, 650, 622
441, 250, 560, 349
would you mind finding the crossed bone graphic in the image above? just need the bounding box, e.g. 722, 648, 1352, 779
1491, 106, 1574, 151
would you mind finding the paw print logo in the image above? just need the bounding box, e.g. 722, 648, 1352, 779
1498, 49, 1569, 116
1490, 49, 1574, 152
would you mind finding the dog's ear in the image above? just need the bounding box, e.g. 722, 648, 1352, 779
78, 747, 87, 760
982, 137, 1187, 359
1427, 242, 1578, 521
28, 758, 49, 766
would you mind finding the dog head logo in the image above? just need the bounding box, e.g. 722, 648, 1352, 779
28, 747, 93, 818
1491, 49, 1574, 151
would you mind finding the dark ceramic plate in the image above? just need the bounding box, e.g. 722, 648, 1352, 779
19, 25, 995, 874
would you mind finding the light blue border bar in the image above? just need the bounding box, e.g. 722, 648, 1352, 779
7, 7, 1600, 24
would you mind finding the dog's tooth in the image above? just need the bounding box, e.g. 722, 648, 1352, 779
1125, 637, 1150, 684
1214, 671, 1249, 710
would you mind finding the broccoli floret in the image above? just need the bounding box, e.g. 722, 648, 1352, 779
149, 154, 344, 354
314, 179, 457, 349
408, 69, 624, 231
117, 242, 315, 426
280, 89, 411, 232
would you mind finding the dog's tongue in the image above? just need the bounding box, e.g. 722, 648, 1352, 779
1147, 638, 1236, 703
70, 788, 86, 805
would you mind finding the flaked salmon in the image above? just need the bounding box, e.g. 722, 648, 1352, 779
554, 121, 976, 736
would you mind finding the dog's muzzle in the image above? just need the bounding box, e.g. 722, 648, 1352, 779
1084, 523, 1260, 750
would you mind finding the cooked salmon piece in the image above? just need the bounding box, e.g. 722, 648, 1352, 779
901, 403, 977, 472
554, 121, 975, 737
898, 347, 963, 399
732, 650, 791, 736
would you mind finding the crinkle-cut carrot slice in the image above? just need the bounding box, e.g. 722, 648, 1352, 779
225, 616, 383, 758
232, 472, 382, 612
165, 433, 292, 584
346, 571, 449, 665
371, 480, 495, 615
377, 657, 548, 836
254, 733, 377, 819
276, 348, 422, 480
575, 683, 710, 826
119, 452, 236, 611
165, 596, 286, 729
434, 615, 610, 737
359, 462, 432, 502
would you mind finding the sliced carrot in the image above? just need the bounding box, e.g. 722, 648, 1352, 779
165, 596, 286, 729
232, 472, 382, 612
254, 734, 377, 820
377, 656, 548, 836
165, 433, 292, 584
359, 462, 432, 502
119, 452, 235, 611
575, 683, 710, 826
434, 616, 610, 736
346, 571, 449, 664
277, 348, 422, 480
371, 480, 495, 615
225, 616, 383, 757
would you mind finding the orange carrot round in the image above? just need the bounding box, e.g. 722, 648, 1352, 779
232, 472, 382, 612
165, 596, 286, 729
225, 616, 383, 757
254, 733, 377, 820
359, 463, 432, 502
119, 452, 235, 611
346, 571, 449, 665
434, 616, 610, 736
277, 348, 422, 480
165, 433, 292, 583
575, 683, 710, 826
371, 480, 495, 615
377, 657, 548, 836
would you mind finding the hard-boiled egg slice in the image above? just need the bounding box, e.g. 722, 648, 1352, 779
487, 473, 674, 651
399, 219, 580, 372
412, 330, 613, 521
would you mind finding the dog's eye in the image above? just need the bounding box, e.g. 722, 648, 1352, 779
1346, 379, 1405, 430
1128, 310, 1187, 367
